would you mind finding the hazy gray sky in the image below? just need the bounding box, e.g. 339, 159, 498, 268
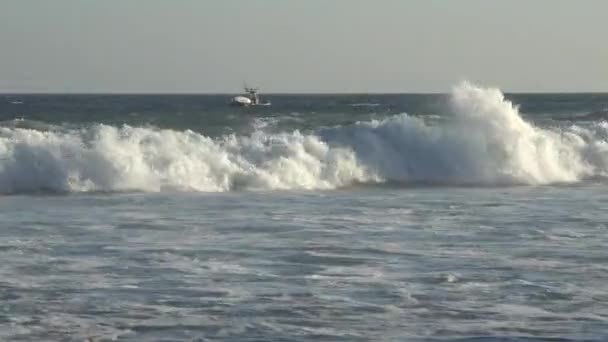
1, 0, 606, 93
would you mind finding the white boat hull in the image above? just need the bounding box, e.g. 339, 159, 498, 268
231, 96, 252, 106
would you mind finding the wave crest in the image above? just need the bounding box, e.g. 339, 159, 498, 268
0, 125, 373, 193
322, 82, 606, 186
1, 82, 607, 193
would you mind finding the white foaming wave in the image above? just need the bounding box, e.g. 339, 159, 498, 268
0, 124, 373, 193
1, 82, 607, 193
322, 81, 608, 185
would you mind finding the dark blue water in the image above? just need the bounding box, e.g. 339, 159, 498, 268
2, 91, 607, 135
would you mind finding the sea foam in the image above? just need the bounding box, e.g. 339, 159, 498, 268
1, 82, 607, 193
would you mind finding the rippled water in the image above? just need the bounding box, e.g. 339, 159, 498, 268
1, 184, 607, 341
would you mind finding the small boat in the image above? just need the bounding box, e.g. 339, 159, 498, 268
231, 86, 271, 107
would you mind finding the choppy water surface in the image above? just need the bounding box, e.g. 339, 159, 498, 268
1, 84, 608, 340
1, 186, 608, 341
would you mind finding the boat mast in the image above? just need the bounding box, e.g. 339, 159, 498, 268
244, 85, 259, 105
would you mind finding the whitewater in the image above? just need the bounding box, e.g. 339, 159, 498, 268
1, 83, 608, 341
1, 83, 608, 194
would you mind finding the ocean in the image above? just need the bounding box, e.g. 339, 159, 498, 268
1, 83, 607, 341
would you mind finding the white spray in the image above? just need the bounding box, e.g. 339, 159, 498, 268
0, 82, 607, 193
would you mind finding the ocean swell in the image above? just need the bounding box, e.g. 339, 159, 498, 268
1, 82, 607, 193
323, 82, 608, 186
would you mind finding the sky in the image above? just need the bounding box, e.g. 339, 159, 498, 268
0, 0, 606, 93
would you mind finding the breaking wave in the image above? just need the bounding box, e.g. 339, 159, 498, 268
1, 82, 607, 194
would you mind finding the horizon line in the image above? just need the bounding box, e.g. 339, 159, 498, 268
2, 90, 608, 96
